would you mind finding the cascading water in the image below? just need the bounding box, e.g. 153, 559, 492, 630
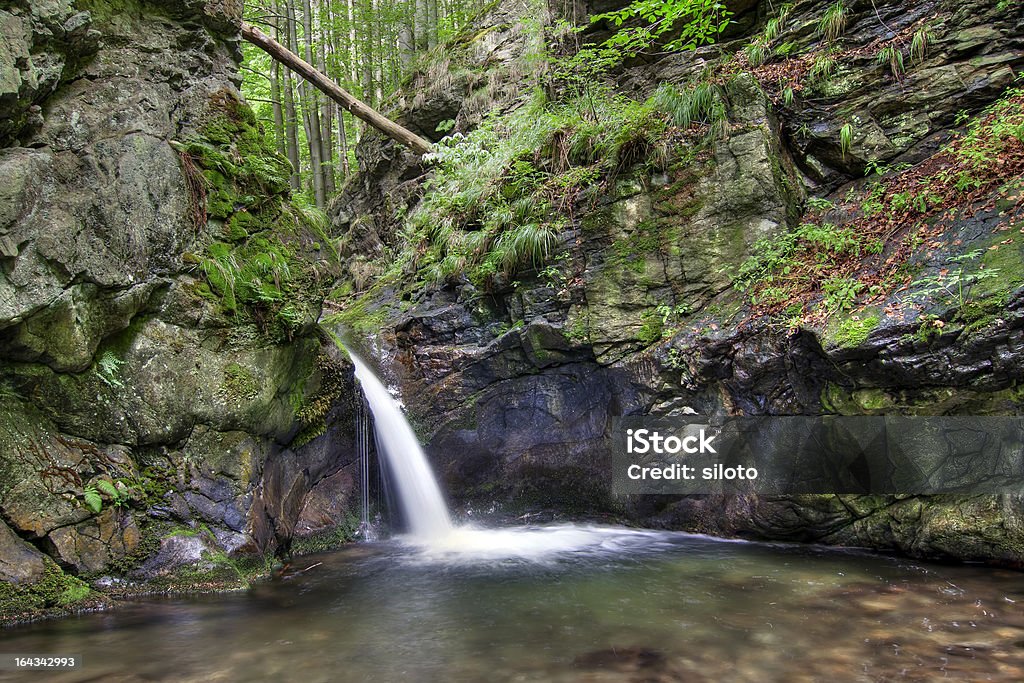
354, 397, 379, 540
345, 342, 684, 564
347, 350, 454, 539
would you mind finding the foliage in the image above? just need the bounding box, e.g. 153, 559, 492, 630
876, 45, 904, 78
736, 221, 865, 291
744, 40, 768, 67
0, 559, 92, 618
839, 122, 854, 158
182, 91, 337, 341
809, 52, 838, 83
816, 2, 847, 43
907, 250, 1003, 314
95, 350, 125, 389
81, 478, 133, 514
242, 0, 487, 206
822, 277, 864, 312
736, 80, 1024, 319
401, 82, 723, 288
83, 484, 103, 514
910, 26, 931, 63
591, 0, 732, 58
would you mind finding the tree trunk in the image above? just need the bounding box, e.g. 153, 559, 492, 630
269, 19, 285, 157
415, 0, 428, 51
282, 0, 302, 190
300, 0, 326, 208
347, 0, 358, 87
398, 10, 413, 69
372, 0, 384, 103
427, 0, 438, 50
317, 3, 336, 197
242, 23, 433, 155
338, 106, 351, 178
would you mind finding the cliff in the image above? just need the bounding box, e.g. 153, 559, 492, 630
329, 0, 1024, 564
0, 0, 356, 622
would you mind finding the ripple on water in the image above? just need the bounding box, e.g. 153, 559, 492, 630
1, 525, 1022, 683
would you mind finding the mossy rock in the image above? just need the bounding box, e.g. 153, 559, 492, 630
0, 558, 93, 622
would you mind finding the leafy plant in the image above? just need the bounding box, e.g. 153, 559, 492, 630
822, 277, 864, 312
864, 159, 912, 177
96, 351, 125, 389
82, 479, 131, 514
909, 250, 1003, 313
651, 81, 726, 132
744, 40, 768, 67
657, 303, 690, 325
840, 122, 855, 159
910, 26, 932, 63
83, 485, 103, 514
774, 41, 797, 57
591, 0, 733, 59
877, 45, 905, 78
816, 1, 848, 42
809, 53, 838, 82
96, 480, 130, 508
807, 197, 835, 212
782, 86, 795, 107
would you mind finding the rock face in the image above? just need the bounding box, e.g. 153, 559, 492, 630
333, 0, 1024, 564
0, 0, 358, 616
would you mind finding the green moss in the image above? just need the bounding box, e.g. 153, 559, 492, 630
828, 314, 880, 348
291, 353, 346, 449
637, 309, 664, 344
222, 362, 259, 402
0, 558, 93, 618
325, 287, 392, 336
291, 516, 359, 556
179, 90, 336, 341
821, 382, 857, 414
852, 388, 893, 412
224, 211, 255, 242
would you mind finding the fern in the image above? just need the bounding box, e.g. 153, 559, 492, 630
96, 351, 125, 389
83, 485, 102, 514
809, 53, 838, 82
877, 45, 904, 77
817, 1, 847, 43
910, 26, 931, 63
840, 122, 855, 159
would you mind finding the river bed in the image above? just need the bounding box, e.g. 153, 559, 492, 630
2, 525, 1023, 682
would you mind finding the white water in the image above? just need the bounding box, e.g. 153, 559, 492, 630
347, 347, 688, 562
348, 350, 454, 539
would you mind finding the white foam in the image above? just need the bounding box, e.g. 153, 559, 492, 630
395, 523, 681, 565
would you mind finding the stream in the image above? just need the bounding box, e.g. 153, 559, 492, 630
3, 526, 1023, 682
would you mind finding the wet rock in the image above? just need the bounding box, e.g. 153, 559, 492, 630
329, 0, 1024, 564
46, 509, 142, 574
0, 519, 46, 584
132, 533, 216, 578
295, 468, 356, 537
0, 0, 360, 603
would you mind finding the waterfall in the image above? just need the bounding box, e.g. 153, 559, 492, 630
355, 397, 377, 539
341, 340, 669, 565
347, 350, 453, 539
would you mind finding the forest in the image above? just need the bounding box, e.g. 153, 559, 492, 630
1, 0, 1023, 679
